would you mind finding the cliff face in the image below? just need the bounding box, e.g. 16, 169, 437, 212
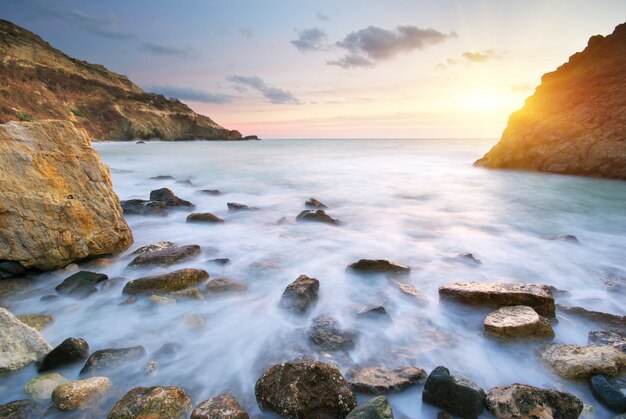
0, 19, 243, 141
0, 120, 133, 270
475, 22, 626, 180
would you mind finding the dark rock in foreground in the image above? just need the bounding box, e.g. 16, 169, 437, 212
0, 399, 45, 418
590, 374, 626, 412
308, 315, 358, 351
296, 209, 339, 225
123, 268, 209, 294
422, 366, 486, 419
305, 198, 328, 209
128, 245, 201, 268
150, 188, 194, 207
80, 346, 147, 376
107, 386, 192, 419
486, 383, 583, 419
187, 212, 225, 223
348, 259, 410, 274
255, 361, 356, 418
279, 274, 320, 314
38, 337, 89, 372
55, 271, 108, 299
346, 396, 393, 419
348, 366, 427, 394
191, 394, 249, 419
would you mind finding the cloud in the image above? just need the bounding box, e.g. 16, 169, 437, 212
138, 42, 191, 59
291, 28, 328, 53
316, 12, 330, 21
329, 25, 457, 68
147, 86, 235, 104
444, 49, 503, 66
239, 27, 254, 39
226, 75, 299, 104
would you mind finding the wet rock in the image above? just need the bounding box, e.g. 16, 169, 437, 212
55, 271, 108, 299
484, 305, 554, 339
128, 244, 201, 268
590, 375, 626, 412
357, 306, 392, 322
153, 343, 179, 359
131, 241, 177, 255
144, 360, 159, 376
390, 279, 428, 306
206, 278, 247, 294
0, 400, 45, 418
422, 366, 486, 419
150, 295, 176, 305
187, 212, 225, 223
107, 386, 192, 419
588, 330, 626, 353
150, 175, 175, 180
550, 234, 580, 243
558, 304, 626, 329
198, 189, 221, 195
308, 315, 358, 351
136, 140, 146, 144
305, 198, 328, 209
457, 253, 482, 265
170, 287, 205, 301
38, 337, 90, 372
150, 188, 194, 207
348, 259, 410, 274
24, 373, 68, 400
348, 366, 427, 394
80, 346, 147, 376
439, 282, 556, 317
255, 361, 357, 418
0, 307, 52, 373
346, 396, 393, 419
175, 179, 194, 186
52, 376, 111, 411
191, 394, 249, 419
227, 202, 258, 211
486, 383, 583, 418
539, 344, 626, 379
16, 314, 53, 331
121, 199, 167, 216
279, 274, 320, 314
296, 209, 339, 225
207, 258, 231, 266
0, 261, 26, 279
123, 268, 209, 294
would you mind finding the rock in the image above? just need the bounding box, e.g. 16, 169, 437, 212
150, 188, 194, 207
590, 375, 626, 412
206, 278, 247, 294
296, 209, 339, 224
588, 330, 626, 353
539, 344, 626, 379
191, 394, 249, 419
558, 304, 626, 329
207, 258, 231, 266
279, 274, 320, 314
305, 198, 328, 209
170, 287, 204, 301
150, 175, 175, 180
457, 253, 482, 265
422, 366, 486, 419
136, 140, 146, 144
0, 307, 52, 373
183, 314, 207, 332
128, 245, 201, 268
0, 260, 26, 279
107, 386, 192, 419
55, 271, 108, 299
80, 346, 147, 376
348, 367, 427, 394
123, 268, 209, 294
131, 241, 177, 255
16, 314, 53, 331
357, 306, 392, 321
348, 259, 410, 274
474, 23, 626, 180
227, 202, 258, 211
52, 376, 111, 411
144, 360, 159, 376
0, 120, 133, 270
484, 305, 554, 339
150, 295, 176, 305
121, 199, 167, 216
0, 400, 45, 418
346, 396, 393, 419
243, 135, 260, 140
390, 279, 428, 306
308, 315, 358, 351
153, 342, 179, 359
38, 337, 90, 372
439, 282, 556, 317
24, 373, 68, 400
186, 212, 225, 223
255, 361, 357, 418
175, 179, 194, 186
198, 189, 221, 195
550, 234, 580, 243
486, 383, 584, 419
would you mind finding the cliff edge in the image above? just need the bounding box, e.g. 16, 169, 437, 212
475, 22, 626, 180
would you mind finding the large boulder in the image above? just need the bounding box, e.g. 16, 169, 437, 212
475, 23, 626, 180
279, 274, 320, 314
346, 396, 393, 419
122, 268, 209, 294
191, 394, 249, 419
439, 282, 555, 317
0, 120, 133, 270
38, 337, 89, 372
486, 384, 583, 418
348, 366, 427, 394
0, 307, 52, 373
422, 366, 486, 419
539, 344, 626, 379
255, 361, 357, 418
107, 386, 192, 419
52, 376, 111, 411
483, 305, 554, 339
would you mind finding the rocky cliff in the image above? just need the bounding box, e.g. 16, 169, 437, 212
475, 22, 626, 180
0, 19, 243, 141
0, 120, 133, 271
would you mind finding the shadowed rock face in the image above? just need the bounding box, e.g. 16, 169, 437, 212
475, 22, 626, 180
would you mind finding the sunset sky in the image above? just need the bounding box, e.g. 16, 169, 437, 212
2, 0, 626, 138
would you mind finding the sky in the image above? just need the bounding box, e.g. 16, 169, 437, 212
2, 0, 626, 138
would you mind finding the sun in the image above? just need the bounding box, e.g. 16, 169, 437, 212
464, 90, 504, 111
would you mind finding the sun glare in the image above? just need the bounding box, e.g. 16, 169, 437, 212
464, 90, 505, 112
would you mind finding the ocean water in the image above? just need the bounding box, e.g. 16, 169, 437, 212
2, 138, 625, 417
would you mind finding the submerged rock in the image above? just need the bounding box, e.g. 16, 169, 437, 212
0, 120, 133, 271
0, 307, 52, 373
24, 373, 68, 400
308, 315, 358, 351
550, 234, 580, 243
348, 366, 427, 394
305, 198, 328, 209
357, 306, 392, 321
346, 396, 394, 419
121, 199, 167, 216
348, 259, 410, 274
590, 375, 626, 412
206, 278, 247, 294
207, 258, 231, 266
123, 268, 209, 294
279, 274, 320, 314
16, 314, 53, 331
150, 175, 175, 181
484, 305, 554, 339
128, 245, 201, 268
588, 330, 626, 353
539, 344, 626, 379
296, 209, 340, 225
191, 394, 249, 419
255, 361, 357, 418
55, 271, 108, 299
150, 294, 176, 305
457, 253, 482, 265
198, 189, 221, 195
187, 212, 225, 223
150, 188, 194, 207
390, 279, 428, 306
227, 202, 258, 211
422, 366, 486, 419
52, 376, 111, 411
486, 383, 583, 419
131, 241, 177, 255
38, 337, 90, 372
439, 281, 556, 317
107, 386, 192, 419
80, 346, 147, 376
0, 400, 45, 418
